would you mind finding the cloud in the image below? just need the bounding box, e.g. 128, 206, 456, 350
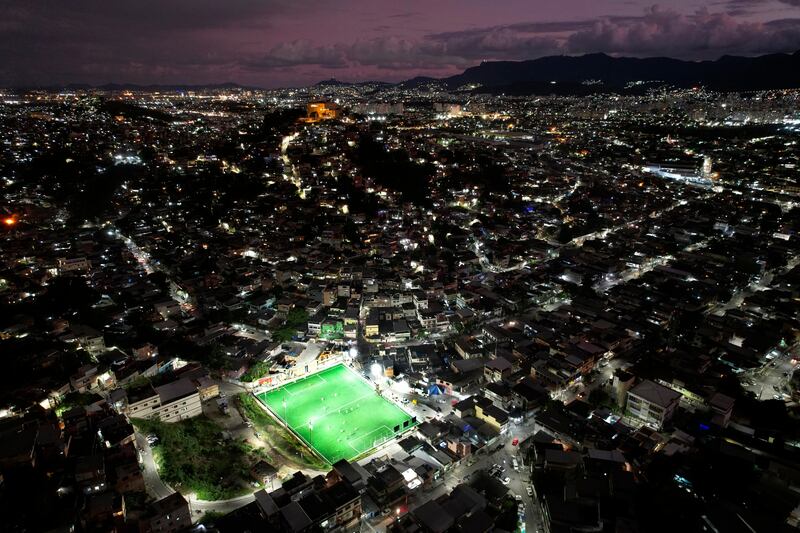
1, 1, 800, 86
245, 6, 800, 77
718, 0, 800, 14
245, 22, 572, 72
567, 6, 800, 56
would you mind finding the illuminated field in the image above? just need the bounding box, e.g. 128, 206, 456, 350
256, 364, 415, 464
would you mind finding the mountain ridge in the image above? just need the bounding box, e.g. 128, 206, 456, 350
8, 50, 800, 93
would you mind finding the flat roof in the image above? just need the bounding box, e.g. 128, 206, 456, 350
629, 379, 681, 408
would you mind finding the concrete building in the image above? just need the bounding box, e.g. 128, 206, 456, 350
139, 493, 191, 533
626, 379, 682, 430
125, 377, 202, 423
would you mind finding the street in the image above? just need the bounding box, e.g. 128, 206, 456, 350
742, 347, 797, 402
397, 415, 544, 533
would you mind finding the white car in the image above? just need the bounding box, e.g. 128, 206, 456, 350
502, 477, 510, 485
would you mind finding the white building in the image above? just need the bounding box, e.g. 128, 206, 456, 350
626, 379, 682, 430
125, 378, 202, 423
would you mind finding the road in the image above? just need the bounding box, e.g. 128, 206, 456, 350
398, 416, 545, 533
555, 358, 627, 404
136, 432, 174, 500
134, 380, 279, 521
593, 237, 712, 294
188, 493, 256, 515
707, 254, 800, 317
742, 348, 797, 401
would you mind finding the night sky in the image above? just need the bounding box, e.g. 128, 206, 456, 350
2, 0, 800, 87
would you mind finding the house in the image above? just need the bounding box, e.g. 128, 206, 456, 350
153, 298, 182, 319
484, 357, 513, 382
709, 392, 735, 428
453, 395, 509, 434
138, 493, 191, 533
123, 377, 202, 423
71, 325, 106, 356
251, 460, 278, 487
626, 379, 682, 430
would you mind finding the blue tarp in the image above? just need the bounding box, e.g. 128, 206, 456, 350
427, 384, 444, 395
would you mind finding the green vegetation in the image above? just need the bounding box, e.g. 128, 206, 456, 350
272, 307, 309, 342
237, 393, 328, 471
320, 321, 344, 340
587, 388, 622, 414
132, 416, 253, 501
199, 511, 226, 525
257, 364, 415, 463
55, 391, 99, 417
241, 360, 272, 383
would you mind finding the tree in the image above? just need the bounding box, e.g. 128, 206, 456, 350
587, 388, 611, 408
285, 308, 309, 328
272, 326, 296, 343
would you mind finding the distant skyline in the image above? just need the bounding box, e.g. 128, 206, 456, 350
2, 0, 800, 88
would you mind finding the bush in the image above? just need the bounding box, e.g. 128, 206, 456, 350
237, 394, 328, 471
241, 360, 271, 383
132, 416, 252, 500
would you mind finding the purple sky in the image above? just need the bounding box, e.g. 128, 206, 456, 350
2, 0, 800, 87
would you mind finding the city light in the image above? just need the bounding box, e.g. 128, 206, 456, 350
2, 19, 799, 532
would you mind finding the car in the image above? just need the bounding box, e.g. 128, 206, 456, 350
511, 437, 519, 446
514, 494, 523, 501
512, 458, 519, 471
526, 485, 533, 497
502, 477, 511, 485
518, 503, 525, 513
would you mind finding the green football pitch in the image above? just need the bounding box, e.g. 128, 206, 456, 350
256, 364, 416, 464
